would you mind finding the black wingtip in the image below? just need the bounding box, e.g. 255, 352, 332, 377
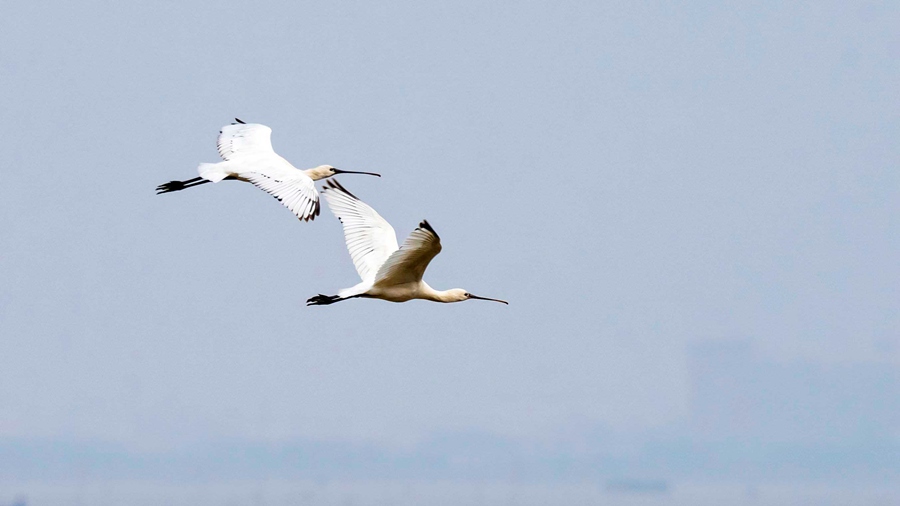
234, 117, 246, 124
322, 179, 360, 200
301, 206, 318, 223
418, 219, 439, 238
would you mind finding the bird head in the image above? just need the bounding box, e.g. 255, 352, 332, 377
308, 165, 381, 181
448, 288, 508, 304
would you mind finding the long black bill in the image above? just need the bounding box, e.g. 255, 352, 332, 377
469, 294, 509, 305
333, 169, 381, 177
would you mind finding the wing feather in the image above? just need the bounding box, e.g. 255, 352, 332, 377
373, 220, 442, 286
217, 122, 275, 161
321, 180, 399, 282
244, 171, 320, 221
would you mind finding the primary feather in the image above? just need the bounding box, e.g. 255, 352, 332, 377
321, 179, 399, 281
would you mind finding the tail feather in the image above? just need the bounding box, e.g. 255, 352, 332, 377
198, 162, 231, 183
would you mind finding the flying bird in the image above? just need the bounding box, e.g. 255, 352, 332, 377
307, 180, 508, 306
156, 119, 380, 221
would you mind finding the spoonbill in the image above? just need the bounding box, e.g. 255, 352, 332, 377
307, 180, 508, 306
156, 119, 380, 221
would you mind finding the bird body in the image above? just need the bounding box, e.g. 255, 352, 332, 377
307, 180, 507, 306
157, 119, 379, 221
366, 283, 469, 303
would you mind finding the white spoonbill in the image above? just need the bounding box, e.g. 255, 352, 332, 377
156, 119, 380, 221
307, 180, 508, 306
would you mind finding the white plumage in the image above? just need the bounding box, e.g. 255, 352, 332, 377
215, 122, 274, 161
307, 180, 508, 306
157, 119, 380, 222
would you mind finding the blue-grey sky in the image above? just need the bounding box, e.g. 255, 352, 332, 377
1, 0, 898, 457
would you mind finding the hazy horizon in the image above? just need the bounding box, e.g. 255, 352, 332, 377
1, 0, 898, 503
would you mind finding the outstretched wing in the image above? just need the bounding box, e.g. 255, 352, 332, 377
373, 220, 442, 286
321, 179, 399, 282
217, 120, 275, 161
212, 120, 318, 221
244, 170, 320, 222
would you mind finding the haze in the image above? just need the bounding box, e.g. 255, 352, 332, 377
1, 1, 897, 503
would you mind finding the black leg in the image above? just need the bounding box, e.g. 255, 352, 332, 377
306, 294, 344, 306
156, 178, 211, 194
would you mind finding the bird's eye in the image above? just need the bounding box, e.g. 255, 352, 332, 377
464, 292, 470, 297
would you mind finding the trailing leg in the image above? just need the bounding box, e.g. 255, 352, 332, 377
306, 294, 345, 306
156, 177, 210, 194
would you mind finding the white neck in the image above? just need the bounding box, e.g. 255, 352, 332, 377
304, 166, 331, 181
420, 283, 461, 303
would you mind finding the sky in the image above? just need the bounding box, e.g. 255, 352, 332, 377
0, 0, 898, 469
